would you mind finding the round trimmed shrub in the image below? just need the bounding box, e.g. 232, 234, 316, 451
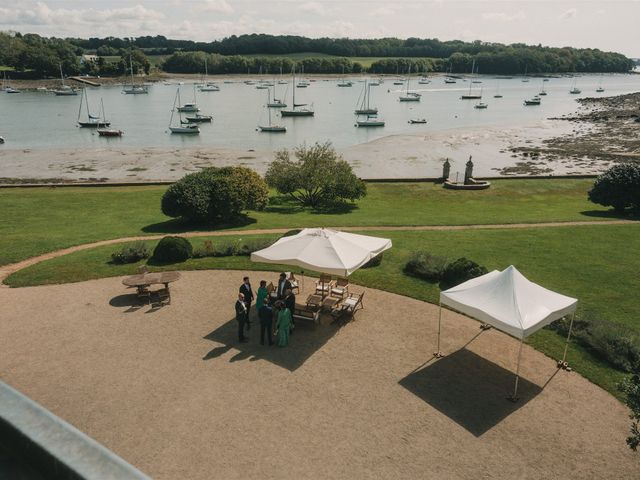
161, 166, 269, 223
439, 257, 488, 290
404, 252, 448, 281
588, 163, 640, 213
152, 236, 193, 263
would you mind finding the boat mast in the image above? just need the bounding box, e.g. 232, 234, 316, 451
100, 98, 107, 123
292, 65, 296, 109
59, 63, 65, 87
77, 88, 84, 122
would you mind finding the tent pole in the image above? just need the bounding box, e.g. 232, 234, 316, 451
433, 301, 443, 358
509, 337, 524, 402
560, 312, 576, 367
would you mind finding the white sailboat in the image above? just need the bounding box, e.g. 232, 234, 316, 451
399, 66, 421, 102
337, 67, 353, 87
281, 66, 314, 117
2, 73, 20, 93
596, 75, 605, 93
77, 89, 110, 128
122, 56, 148, 94
52, 64, 78, 96
493, 79, 503, 98
521, 64, 530, 82
258, 90, 286, 132
169, 88, 200, 134
177, 85, 200, 112
199, 58, 220, 92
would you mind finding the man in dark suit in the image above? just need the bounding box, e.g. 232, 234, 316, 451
277, 272, 292, 299
239, 276, 254, 328
235, 293, 248, 343
258, 298, 274, 346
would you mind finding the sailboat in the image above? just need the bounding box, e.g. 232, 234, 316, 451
460, 60, 482, 99
538, 79, 548, 96
337, 67, 353, 87
524, 96, 541, 106
296, 65, 310, 88
596, 75, 605, 93
177, 85, 199, 112
97, 99, 124, 137
355, 80, 378, 115
493, 79, 503, 98
355, 82, 384, 127
169, 88, 200, 134
258, 90, 286, 132
2, 73, 20, 93
444, 62, 456, 83
281, 67, 314, 117
122, 56, 148, 94
199, 58, 220, 92
418, 73, 430, 84
52, 64, 78, 96
77, 89, 110, 128
267, 83, 287, 108
521, 64, 530, 82
399, 66, 420, 102
569, 78, 581, 94
393, 64, 405, 85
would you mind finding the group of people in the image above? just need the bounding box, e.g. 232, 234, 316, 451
235, 273, 296, 347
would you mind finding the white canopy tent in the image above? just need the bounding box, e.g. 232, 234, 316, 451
435, 265, 578, 400
250, 228, 392, 277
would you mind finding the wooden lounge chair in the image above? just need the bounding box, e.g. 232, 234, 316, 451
315, 274, 334, 296
332, 291, 365, 323
330, 278, 349, 299
293, 302, 320, 325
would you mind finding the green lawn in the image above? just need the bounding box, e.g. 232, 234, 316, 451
8, 224, 639, 397
0, 179, 616, 266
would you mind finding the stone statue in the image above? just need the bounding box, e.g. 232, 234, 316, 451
442, 158, 451, 181
464, 156, 474, 184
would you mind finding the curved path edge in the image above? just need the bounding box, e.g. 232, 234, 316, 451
1, 219, 634, 286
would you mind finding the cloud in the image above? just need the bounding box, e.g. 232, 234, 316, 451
481, 11, 526, 22
559, 8, 577, 20
199, 0, 234, 14
370, 7, 396, 17
298, 2, 326, 16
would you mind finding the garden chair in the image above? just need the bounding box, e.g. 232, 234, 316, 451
330, 278, 349, 299
332, 291, 365, 324
293, 302, 320, 326
315, 274, 334, 296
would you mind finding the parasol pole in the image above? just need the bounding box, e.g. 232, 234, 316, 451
559, 311, 576, 369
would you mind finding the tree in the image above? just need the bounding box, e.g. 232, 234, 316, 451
265, 142, 366, 208
619, 362, 640, 451
588, 163, 640, 213
161, 167, 269, 223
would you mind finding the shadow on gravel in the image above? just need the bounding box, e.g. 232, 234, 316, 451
399, 348, 542, 437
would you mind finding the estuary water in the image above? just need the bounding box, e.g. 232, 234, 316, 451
1, 73, 638, 152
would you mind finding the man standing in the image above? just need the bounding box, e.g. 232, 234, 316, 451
276, 272, 292, 299
284, 288, 296, 332
235, 293, 248, 343
258, 298, 274, 346
239, 276, 254, 328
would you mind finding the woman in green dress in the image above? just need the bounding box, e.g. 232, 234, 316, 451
256, 280, 268, 308
275, 302, 293, 347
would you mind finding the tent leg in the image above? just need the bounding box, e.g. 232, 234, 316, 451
508, 337, 524, 402
433, 301, 444, 358
558, 312, 575, 371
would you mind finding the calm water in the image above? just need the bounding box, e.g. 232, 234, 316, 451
0, 74, 638, 150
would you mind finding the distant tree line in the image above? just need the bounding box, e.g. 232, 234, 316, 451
162, 52, 363, 74
0, 32, 150, 77
1, 31, 634, 77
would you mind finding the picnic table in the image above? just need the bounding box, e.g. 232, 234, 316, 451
122, 271, 181, 289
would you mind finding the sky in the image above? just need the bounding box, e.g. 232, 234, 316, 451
0, 0, 638, 57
